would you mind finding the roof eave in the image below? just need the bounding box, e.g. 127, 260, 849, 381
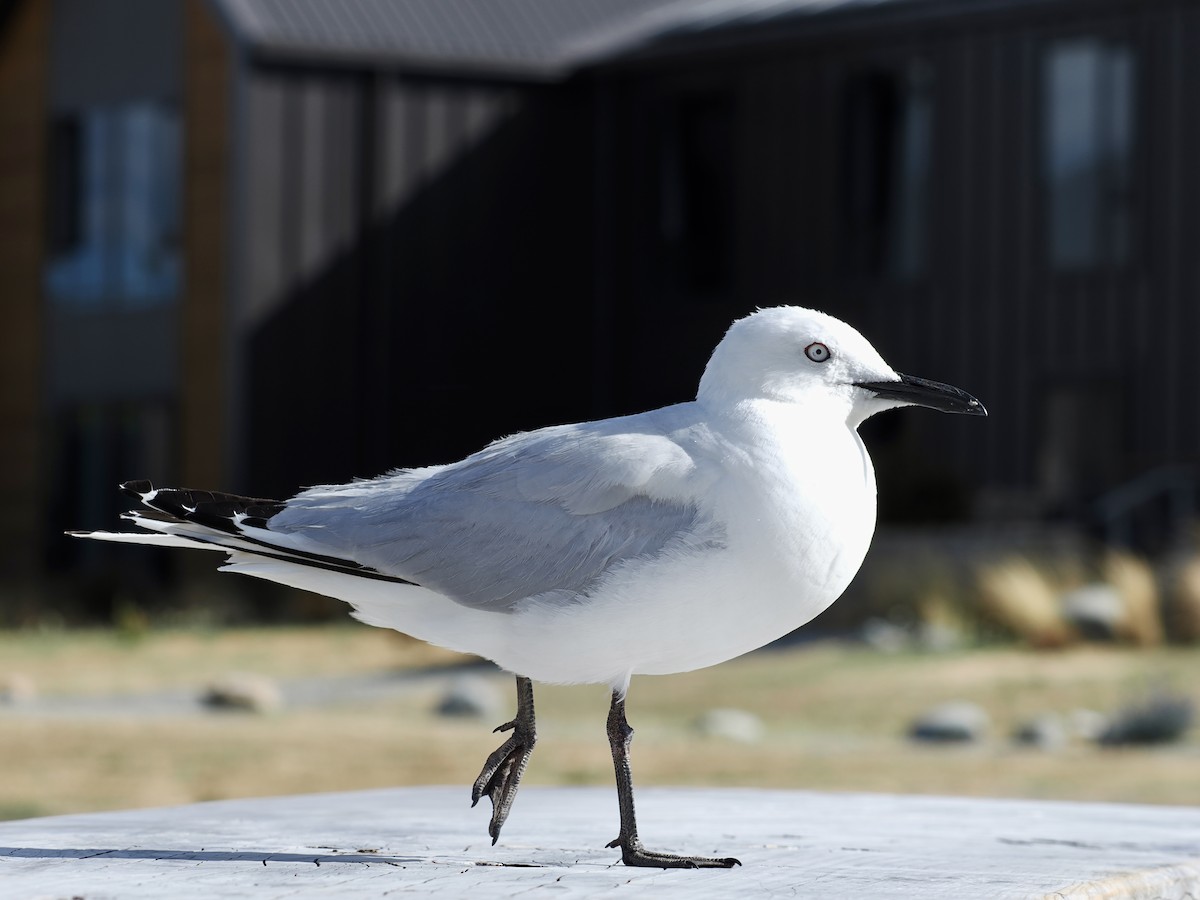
244, 41, 570, 83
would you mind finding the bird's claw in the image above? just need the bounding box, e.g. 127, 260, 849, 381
606, 834, 741, 869
471, 721, 536, 842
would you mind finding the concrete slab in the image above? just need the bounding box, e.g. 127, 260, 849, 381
1, 787, 1198, 898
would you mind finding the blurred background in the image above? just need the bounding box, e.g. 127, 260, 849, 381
0, 0, 1197, 822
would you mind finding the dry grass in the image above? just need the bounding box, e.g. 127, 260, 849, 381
974, 559, 1074, 647
1167, 556, 1200, 642
0, 626, 1198, 821
1102, 551, 1163, 646
971, 553, 1169, 648
0, 624, 459, 696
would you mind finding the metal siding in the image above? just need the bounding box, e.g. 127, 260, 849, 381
1162, 5, 1182, 460
322, 78, 357, 261
982, 33, 1005, 488
1013, 32, 1036, 486
0, 0, 49, 581
378, 80, 409, 213
741, 62, 774, 304
1137, 7, 1171, 471
181, 0, 232, 491
1182, 6, 1200, 464
50, 0, 182, 110
242, 75, 285, 323
956, 35, 980, 478
236, 0, 1200, 513
279, 81, 301, 304
297, 79, 325, 279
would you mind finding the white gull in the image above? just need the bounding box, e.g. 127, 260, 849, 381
75, 305, 986, 868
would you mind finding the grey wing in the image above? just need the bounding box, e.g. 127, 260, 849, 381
268, 421, 725, 611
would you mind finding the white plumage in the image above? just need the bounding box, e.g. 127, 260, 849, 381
75, 305, 985, 868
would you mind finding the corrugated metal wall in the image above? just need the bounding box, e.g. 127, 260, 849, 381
0, 0, 48, 584
234, 67, 594, 495
606, 0, 1200, 518
225, 0, 1199, 522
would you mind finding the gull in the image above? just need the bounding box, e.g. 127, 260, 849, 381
74, 306, 985, 868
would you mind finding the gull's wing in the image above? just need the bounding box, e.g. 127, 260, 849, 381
270, 411, 725, 611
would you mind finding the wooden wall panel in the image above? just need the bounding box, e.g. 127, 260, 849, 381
180, 0, 231, 489
0, 0, 47, 581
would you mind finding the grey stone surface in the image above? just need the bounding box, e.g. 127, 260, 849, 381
1060, 583, 1125, 640
1, 787, 1198, 898
909, 701, 990, 743
1098, 694, 1195, 746
201, 673, 284, 713
435, 674, 505, 719
1013, 714, 1068, 750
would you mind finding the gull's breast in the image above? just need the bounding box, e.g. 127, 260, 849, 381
720, 410, 879, 626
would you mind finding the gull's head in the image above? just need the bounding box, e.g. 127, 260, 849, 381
698, 306, 986, 426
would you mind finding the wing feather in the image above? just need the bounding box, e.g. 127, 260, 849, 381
270, 411, 725, 610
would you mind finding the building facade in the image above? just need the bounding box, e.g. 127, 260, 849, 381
0, 0, 1194, 612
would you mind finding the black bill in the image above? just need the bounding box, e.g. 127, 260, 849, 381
856, 373, 987, 416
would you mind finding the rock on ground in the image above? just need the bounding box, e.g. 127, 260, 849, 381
909, 701, 990, 743
201, 674, 283, 713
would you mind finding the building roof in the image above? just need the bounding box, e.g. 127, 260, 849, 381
210, 0, 912, 80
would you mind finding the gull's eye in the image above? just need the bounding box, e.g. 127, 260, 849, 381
805, 342, 831, 363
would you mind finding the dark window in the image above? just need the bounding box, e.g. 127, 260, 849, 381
659, 93, 736, 298
841, 60, 933, 281
45, 102, 182, 309
1042, 38, 1135, 270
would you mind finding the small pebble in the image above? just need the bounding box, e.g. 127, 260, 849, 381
909, 701, 989, 743
435, 675, 503, 719
202, 674, 283, 713
693, 708, 765, 743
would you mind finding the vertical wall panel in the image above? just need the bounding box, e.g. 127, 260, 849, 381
297, 80, 326, 280
0, 0, 48, 582
242, 76, 285, 323
180, 0, 230, 490
1162, 5, 1182, 459
1181, 7, 1200, 461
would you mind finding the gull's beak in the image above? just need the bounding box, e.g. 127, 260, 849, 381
855, 373, 987, 416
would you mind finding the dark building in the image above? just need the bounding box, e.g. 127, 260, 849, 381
0, 0, 1194, 613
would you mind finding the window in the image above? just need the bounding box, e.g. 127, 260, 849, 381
1042, 38, 1135, 270
841, 59, 933, 280
45, 102, 182, 309
659, 93, 737, 298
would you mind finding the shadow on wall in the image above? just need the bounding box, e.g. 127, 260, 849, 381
245, 87, 600, 499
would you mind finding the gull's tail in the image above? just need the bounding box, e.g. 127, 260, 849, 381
71, 482, 507, 665
70, 480, 414, 585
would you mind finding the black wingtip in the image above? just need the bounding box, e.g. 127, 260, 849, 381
120, 479, 153, 498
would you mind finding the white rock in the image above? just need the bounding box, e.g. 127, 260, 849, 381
909, 701, 989, 743
1013, 714, 1068, 750
692, 708, 765, 743
201, 673, 283, 713
1069, 708, 1107, 741
1060, 583, 1125, 640
861, 618, 909, 653
435, 675, 503, 719
917, 621, 965, 653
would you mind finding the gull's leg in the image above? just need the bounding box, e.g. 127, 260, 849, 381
605, 690, 741, 869
471, 675, 537, 843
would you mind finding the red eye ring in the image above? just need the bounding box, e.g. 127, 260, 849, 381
805, 342, 831, 363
